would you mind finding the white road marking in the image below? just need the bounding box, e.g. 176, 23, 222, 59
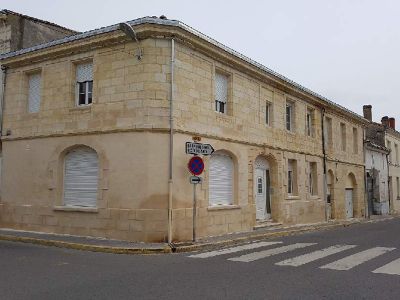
189, 241, 282, 259
372, 258, 400, 275
228, 243, 316, 263
276, 244, 357, 267
320, 247, 395, 271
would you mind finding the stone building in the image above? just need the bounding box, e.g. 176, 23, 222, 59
363, 106, 390, 215
0, 9, 76, 194
383, 117, 400, 212
0, 17, 367, 242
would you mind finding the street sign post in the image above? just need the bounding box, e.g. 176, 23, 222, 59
186, 142, 214, 156
186, 141, 213, 242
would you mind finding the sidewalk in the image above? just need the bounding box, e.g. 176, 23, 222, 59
0, 215, 396, 255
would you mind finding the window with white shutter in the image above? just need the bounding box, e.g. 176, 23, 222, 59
215, 72, 228, 114
76, 62, 93, 106
28, 73, 41, 113
64, 147, 99, 207
209, 153, 234, 206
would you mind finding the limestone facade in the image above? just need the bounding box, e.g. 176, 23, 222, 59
0, 17, 367, 242
386, 129, 400, 212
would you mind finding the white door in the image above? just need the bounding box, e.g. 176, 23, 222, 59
345, 189, 353, 219
255, 168, 271, 220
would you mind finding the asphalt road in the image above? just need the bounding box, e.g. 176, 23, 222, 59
1, 219, 400, 300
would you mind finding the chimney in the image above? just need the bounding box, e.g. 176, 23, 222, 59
363, 105, 372, 121
389, 117, 396, 130
381, 116, 389, 127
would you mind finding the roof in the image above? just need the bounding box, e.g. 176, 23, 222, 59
0, 16, 367, 122
0, 9, 78, 34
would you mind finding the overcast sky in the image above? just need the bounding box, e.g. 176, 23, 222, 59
4, 0, 399, 122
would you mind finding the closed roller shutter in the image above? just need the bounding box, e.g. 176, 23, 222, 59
209, 153, 233, 206
64, 147, 99, 207
28, 73, 41, 113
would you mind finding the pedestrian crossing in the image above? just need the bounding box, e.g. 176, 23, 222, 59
187, 241, 400, 276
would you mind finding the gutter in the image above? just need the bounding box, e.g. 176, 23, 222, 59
0, 17, 367, 124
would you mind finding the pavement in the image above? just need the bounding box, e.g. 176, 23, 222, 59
2, 217, 400, 299
0, 215, 396, 254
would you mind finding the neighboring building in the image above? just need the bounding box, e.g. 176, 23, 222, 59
0, 9, 76, 55
0, 9, 76, 198
0, 16, 368, 243
384, 118, 400, 213
363, 106, 390, 216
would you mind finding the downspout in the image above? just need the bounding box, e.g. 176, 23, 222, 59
386, 151, 391, 215
320, 107, 328, 221
0, 66, 6, 135
168, 39, 175, 244
363, 129, 369, 218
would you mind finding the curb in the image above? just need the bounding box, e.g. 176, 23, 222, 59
171, 216, 396, 253
0, 234, 172, 254
0, 216, 395, 255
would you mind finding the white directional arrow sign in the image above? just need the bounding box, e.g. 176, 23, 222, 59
186, 142, 214, 156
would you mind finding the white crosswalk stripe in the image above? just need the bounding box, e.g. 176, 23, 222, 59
228, 243, 316, 263
372, 258, 400, 275
188, 241, 283, 259
276, 244, 357, 267
320, 247, 395, 271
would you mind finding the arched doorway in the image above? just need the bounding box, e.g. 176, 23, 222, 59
254, 156, 271, 221
345, 173, 356, 219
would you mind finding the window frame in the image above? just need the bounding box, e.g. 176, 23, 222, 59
26, 70, 42, 114
352, 127, 358, 154
287, 159, 297, 196
265, 101, 272, 126
214, 71, 230, 115
306, 107, 314, 137
75, 61, 94, 107
286, 100, 295, 132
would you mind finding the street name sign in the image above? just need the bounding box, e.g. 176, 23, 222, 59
186, 142, 214, 156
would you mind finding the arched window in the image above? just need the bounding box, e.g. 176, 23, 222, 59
209, 152, 233, 206
64, 147, 99, 207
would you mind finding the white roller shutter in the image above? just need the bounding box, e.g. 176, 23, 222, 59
64, 147, 99, 207
209, 153, 233, 206
28, 73, 41, 113
76, 62, 93, 82
215, 73, 228, 104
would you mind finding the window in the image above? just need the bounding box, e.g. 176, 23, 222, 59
353, 127, 358, 154
76, 62, 93, 106
64, 147, 99, 207
215, 72, 228, 114
309, 162, 318, 195
324, 117, 333, 149
209, 153, 234, 206
265, 102, 271, 126
28, 72, 41, 113
306, 108, 314, 136
340, 123, 346, 151
286, 101, 294, 131
287, 159, 297, 195
257, 177, 263, 194
387, 140, 392, 163
397, 177, 400, 199
395, 144, 399, 165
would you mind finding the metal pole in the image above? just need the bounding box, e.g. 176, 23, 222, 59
168, 39, 175, 244
193, 183, 197, 242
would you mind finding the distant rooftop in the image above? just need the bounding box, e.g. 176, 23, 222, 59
0, 9, 79, 34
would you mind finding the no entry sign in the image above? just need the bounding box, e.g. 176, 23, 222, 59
188, 156, 204, 176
